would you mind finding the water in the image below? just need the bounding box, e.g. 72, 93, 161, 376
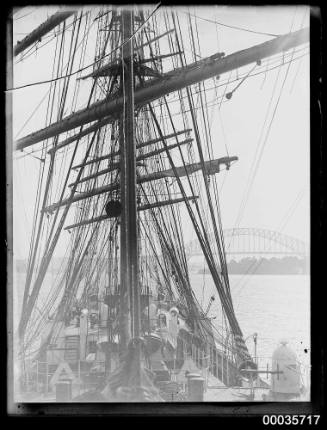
13, 272, 311, 374
190, 274, 310, 371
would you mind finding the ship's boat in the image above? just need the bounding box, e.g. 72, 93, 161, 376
10, 5, 309, 402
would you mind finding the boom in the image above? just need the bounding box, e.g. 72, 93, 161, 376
14, 27, 309, 151
14, 10, 76, 56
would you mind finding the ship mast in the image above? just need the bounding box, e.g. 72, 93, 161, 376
15, 27, 309, 151
119, 9, 141, 372
14, 9, 310, 384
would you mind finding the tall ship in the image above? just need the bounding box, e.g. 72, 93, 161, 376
9, 5, 310, 402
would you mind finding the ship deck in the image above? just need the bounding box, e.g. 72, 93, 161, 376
14, 372, 269, 403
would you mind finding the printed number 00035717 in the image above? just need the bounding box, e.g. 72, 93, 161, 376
263, 415, 320, 425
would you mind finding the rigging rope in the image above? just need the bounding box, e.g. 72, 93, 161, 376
182, 10, 280, 37
8, 3, 161, 92
226, 54, 292, 252
227, 7, 309, 251
233, 187, 307, 307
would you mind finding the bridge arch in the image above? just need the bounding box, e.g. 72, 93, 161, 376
186, 228, 308, 257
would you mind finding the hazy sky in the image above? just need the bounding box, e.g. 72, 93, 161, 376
11, 5, 310, 259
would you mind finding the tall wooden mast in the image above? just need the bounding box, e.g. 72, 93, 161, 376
119, 9, 140, 358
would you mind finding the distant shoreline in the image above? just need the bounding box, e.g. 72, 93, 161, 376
197, 270, 308, 275
196, 256, 309, 276
14, 256, 310, 276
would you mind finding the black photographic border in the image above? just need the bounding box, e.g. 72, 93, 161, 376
2, 0, 325, 422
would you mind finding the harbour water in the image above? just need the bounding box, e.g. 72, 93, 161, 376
190, 274, 311, 374
12, 272, 311, 385
12, 271, 311, 401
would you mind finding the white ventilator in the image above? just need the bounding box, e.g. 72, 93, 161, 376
271, 340, 301, 395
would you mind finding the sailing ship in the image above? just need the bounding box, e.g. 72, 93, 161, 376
10, 5, 310, 402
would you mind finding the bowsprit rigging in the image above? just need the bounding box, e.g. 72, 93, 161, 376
11, 5, 310, 402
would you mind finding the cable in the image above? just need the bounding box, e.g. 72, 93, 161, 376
14, 13, 89, 65
14, 9, 35, 21
21, 14, 122, 350
183, 10, 280, 37
225, 63, 257, 99
8, 3, 161, 92
14, 90, 51, 140
233, 189, 306, 287
227, 55, 291, 250
227, 12, 308, 247
233, 187, 306, 307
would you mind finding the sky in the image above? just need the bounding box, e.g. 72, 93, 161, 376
11, 5, 310, 260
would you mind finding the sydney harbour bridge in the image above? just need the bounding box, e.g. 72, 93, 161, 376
186, 228, 308, 258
